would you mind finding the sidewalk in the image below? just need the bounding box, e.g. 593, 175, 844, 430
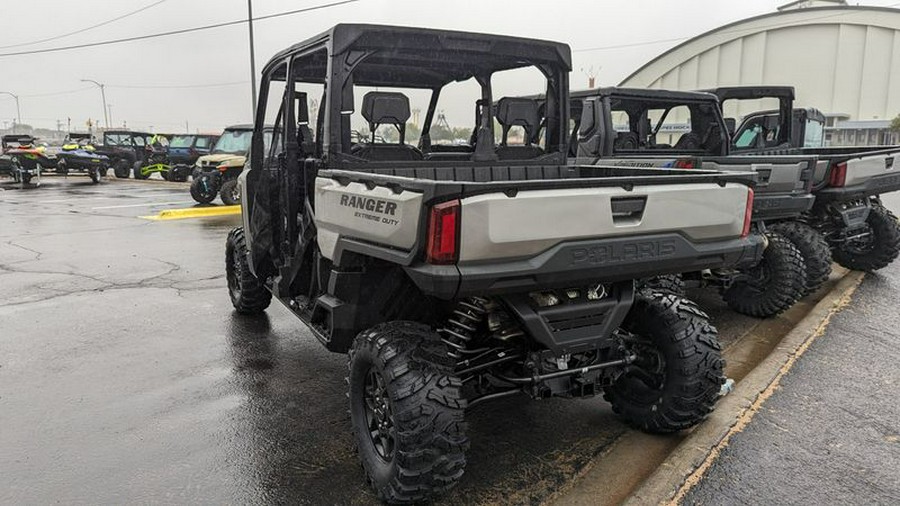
682, 260, 900, 504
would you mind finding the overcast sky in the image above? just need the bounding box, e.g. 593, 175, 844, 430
0, 0, 895, 133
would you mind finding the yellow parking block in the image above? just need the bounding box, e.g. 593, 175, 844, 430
142, 205, 241, 221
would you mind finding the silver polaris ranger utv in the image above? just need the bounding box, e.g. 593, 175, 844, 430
227, 24, 763, 503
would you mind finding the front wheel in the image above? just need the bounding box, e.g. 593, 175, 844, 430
133, 161, 148, 180
722, 232, 807, 318
833, 204, 900, 272
220, 179, 240, 206
605, 294, 725, 433
190, 174, 218, 204
348, 322, 468, 503
225, 227, 271, 314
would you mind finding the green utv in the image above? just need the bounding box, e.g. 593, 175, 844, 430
225, 24, 764, 503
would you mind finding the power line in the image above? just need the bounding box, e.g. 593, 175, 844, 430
0, 1, 168, 50
0, 0, 362, 58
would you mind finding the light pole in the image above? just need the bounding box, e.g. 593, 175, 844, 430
0, 91, 22, 129
81, 79, 109, 129
247, 0, 258, 117
107, 104, 114, 128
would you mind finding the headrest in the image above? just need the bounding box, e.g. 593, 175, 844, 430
495, 97, 540, 129
362, 92, 410, 126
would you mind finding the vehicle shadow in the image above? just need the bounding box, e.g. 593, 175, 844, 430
222, 311, 629, 505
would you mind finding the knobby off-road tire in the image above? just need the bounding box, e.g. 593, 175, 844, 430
348, 322, 468, 504
225, 227, 271, 314
833, 204, 900, 272
113, 159, 130, 178
605, 294, 725, 433
636, 273, 685, 297
220, 179, 240, 206
723, 232, 807, 318
190, 176, 217, 204
769, 220, 832, 295
133, 161, 148, 180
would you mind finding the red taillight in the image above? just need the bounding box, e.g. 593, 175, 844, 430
673, 159, 694, 169
426, 199, 460, 264
829, 162, 847, 187
742, 187, 754, 238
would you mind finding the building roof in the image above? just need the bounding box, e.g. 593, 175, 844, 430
832, 119, 892, 130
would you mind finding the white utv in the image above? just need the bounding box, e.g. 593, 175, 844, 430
226, 24, 764, 504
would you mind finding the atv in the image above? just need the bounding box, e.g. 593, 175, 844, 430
54, 133, 109, 184
189, 125, 271, 205
225, 24, 766, 504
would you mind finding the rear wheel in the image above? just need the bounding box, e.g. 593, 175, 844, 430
769, 221, 832, 295
56, 159, 69, 176
348, 322, 468, 503
636, 273, 685, 297
225, 227, 271, 314
113, 159, 130, 178
722, 232, 807, 318
605, 294, 724, 433
833, 204, 900, 272
89, 166, 102, 184
190, 174, 218, 204
220, 179, 240, 206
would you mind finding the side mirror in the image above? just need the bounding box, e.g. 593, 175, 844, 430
724, 118, 736, 137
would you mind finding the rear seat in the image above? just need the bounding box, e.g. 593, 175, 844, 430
494, 97, 544, 161
352, 91, 424, 161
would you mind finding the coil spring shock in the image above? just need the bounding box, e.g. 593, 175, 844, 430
438, 297, 489, 360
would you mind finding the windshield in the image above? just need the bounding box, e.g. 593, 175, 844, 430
212, 130, 252, 154
170, 135, 195, 148
804, 119, 825, 148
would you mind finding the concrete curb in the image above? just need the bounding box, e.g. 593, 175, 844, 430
624, 270, 865, 506
141, 205, 241, 220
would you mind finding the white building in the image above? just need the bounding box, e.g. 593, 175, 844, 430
619, 0, 900, 146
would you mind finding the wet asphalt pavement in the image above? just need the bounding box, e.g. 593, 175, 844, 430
0, 175, 847, 504
684, 194, 900, 505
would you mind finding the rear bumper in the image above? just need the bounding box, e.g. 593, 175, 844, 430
815, 172, 900, 202
752, 193, 815, 221
405, 233, 765, 299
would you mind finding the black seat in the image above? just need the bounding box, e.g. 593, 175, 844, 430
494, 97, 544, 160
352, 92, 423, 161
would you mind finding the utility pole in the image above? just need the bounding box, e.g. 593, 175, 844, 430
185, 120, 189, 133
107, 104, 114, 128
247, 0, 258, 117
0, 91, 22, 127
81, 79, 109, 129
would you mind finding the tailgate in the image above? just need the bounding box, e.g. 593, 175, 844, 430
843, 150, 900, 187
699, 156, 816, 194
459, 182, 749, 263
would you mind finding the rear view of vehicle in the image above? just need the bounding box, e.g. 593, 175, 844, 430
189, 125, 255, 205
572, 88, 828, 317
224, 24, 765, 504
710, 85, 900, 273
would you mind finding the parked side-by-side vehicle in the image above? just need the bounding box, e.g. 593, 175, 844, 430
568, 87, 829, 317
224, 24, 767, 503
189, 125, 271, 205
708, 85, 900, 273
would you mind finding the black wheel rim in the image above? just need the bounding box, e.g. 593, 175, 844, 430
618, 339, 667, 406
363, 366, 395, 461
843, 225, 875, 255
228, 184, 239, 203
227, 247, 242, 300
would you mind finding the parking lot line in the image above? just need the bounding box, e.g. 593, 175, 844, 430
92, 201, 196, 210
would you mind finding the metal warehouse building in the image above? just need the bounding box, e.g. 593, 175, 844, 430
619, 0, 900, 146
